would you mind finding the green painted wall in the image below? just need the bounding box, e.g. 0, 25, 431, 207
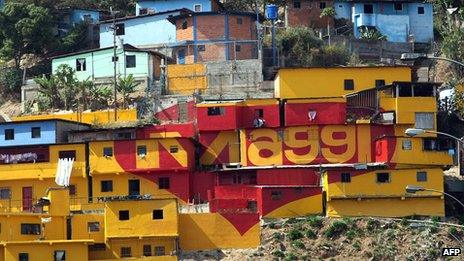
52, 48, 151, 81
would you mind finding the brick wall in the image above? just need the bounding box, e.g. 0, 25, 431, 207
196, 15, 226, 40
176, 17, 194, 42
228, 15, 257, 41
288, 0, 334, 28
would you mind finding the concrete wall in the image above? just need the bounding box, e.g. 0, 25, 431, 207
334, 2, 351, 20
408, 3, 434, 43
100, 11, 181, 48
136, 0, 214, 15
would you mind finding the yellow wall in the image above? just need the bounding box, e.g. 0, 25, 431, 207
0, 144, 86, 181
71, 214, 105, 243
0, 214, 67, 241
264, 194, 322, 218
13, 109, 137, 125
275, 67, 411, 99
167, 64, 207, 95
391, 138, 453, 166
104, 199, 178, 238
3, 241, 90, 261
380, 97, 437, 125
179, 213, 260, 250
326, 198, 444, 217
0, 178, 87, 213
324, 168, 444, 198
89, 238, 177, 260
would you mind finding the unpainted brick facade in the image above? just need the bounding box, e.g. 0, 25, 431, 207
288, 0, 334, 28
174, 14, 257, 63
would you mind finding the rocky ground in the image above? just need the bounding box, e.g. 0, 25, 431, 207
181, 216, 464, 261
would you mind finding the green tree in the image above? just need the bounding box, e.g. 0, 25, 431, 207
276, 26, 323, 66
0, 2, 56, 70
116, 74, 140, 109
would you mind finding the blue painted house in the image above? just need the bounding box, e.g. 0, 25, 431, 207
57, 8, 101, 37
0, 120, 89, 147
136, 0, 223, 16
334, 0, 433, 43
99, 9, 189, 48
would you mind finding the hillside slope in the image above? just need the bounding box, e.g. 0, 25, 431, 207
181, 216, 464, 260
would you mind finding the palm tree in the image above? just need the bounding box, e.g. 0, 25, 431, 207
116, 74, 140, 109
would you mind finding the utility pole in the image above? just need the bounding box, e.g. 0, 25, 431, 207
110, 7, 119, 122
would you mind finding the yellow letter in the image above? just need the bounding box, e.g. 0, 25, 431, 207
284, 126, 319, 164
321, 125, 356, 163
247, 129, 282, 166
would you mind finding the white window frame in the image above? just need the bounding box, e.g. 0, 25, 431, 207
194, 4, 202, 12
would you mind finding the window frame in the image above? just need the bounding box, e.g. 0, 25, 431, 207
18, 253, 29, 261
125, 55, 136, 68
101, 180, 113, 192
88, 221, 101, 232
158, 177, 170, 189
417, 171, 427, 182
415, 112, 435, 130
31, 127, 41, 139
120, 247, 132, 258
4, 129, 14, 140
194, 4, 202, 12
207, 107, 225, 116
364, 4, 374, 14
137, 145, 147, 156
152, 209, 164, 220
76, 58, 86, 71
418, 6, 425, 15
143, 245, 152, 256
376, 172, 390, 183
181, 19, 188, 30
20, 223, 41, 235
344, 79, 354, 90
154, 246, 166, 256
235, 44, 241, 52
119, 210, 130, 221
54, 250, 66, 261
0, 187, 11, 199
341, 173, 351, 183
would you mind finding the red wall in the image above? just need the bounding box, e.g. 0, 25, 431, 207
214, 185, 258, 200
136, 122, 196, 139
257, 169, 319, 186
190, 171, 216, 203
258, 187, 322, 216
136, 170, 191, 202
285, 102, 346, 126
197, 106, 240, 131
240, 104, 280, 128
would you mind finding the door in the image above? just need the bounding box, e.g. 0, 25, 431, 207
22, 187, 33, 212
178, 49, 186, 65
128, 180, 140, 196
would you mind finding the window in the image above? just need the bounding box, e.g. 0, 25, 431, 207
394, 3, 403, 11
137, 145, 147, 156
159, 177, 170, 189
128, 179, 140, 196
54, 250, 66, 261
126, 55, 136, 68
237, 17, 243, 25
418, 6, 425, 14
59, 150, 76, 159
119, 210, 130, 220
169, 146, 179, 153
88, 222, 100, 232
255, 109, 264, 118
115, 23, 125, 35
293, 1, 301, 8
31, 127, 41, 138
19, 253, 29, 261
120, 247, 131, 258
198, 45, 206, 52
423, 138, 452, 151
341, 173, 351, 183
271, 190, 282, 200
376, 172, 390, 183
415, 112, 434, 129
320, 2, 326, 9
103, 147, 113, 157
402, 139, 412, 150
4, 129, 14, 140
21, 223, 41, 235
181, 19, 188, 29
235, 45, 241, 52
152, 209, 164, 220
143, 245, 152, 256
417, 171, 427, 182
76, 58, 86, 71
0, 188, 11, 199
68, 184, 76, 196
207, 107, 224, 116
375, 79, 385, 87
344, 79, 354, 90
364, 4, 374, 14
101, 180, 113, 192
154, 246, 165, 256
194, 4, 202, 12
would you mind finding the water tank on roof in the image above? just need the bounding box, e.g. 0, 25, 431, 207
266, 4, 278, 20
